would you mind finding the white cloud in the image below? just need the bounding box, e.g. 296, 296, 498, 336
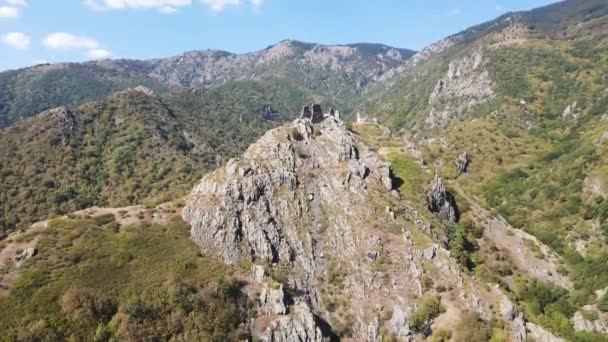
84, 0, 261, 12
159, 5, 176, 13
87, 48, 112, 59
43, 32, 113, 60
1, 32, 30, 49
5, 0, 27, 6
85, 0, 192, 13
0, 6, 19, 18
201, 0, 239, 12
43, 32, 99, 49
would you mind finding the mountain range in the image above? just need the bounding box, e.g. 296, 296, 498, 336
1, 0, 608, 341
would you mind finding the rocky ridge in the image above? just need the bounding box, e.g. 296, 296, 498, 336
182, 107, 516, 340
148, 40, 414, 89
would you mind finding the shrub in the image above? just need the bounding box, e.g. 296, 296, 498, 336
61, 288, 116, 322
409, 295, 444, 335
598, 293, 608, 313
123, 297, 154, 321
453, 313, 490, 342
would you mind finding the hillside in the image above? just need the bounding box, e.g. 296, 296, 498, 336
354, 0, 608, 339
360, 0, 608, 133
0, 41, 413, 128
0, 112, 547, 341
0, 88, 204, 237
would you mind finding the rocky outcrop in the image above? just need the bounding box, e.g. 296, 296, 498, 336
48, 107, 79, 146
249, 264, 331, 342
182, 110, 395, 266
14, 247, 36, 268
427, 173, 458, 221
574, 305, 608, 334
425, 51, 494, 129
455, 152, 470, 175
260, 284, 288, 316
260, 302, 329, 342
562, 101, 577, 118
132, 85, 156, 97
183, 108, 496, 339
499, 292, 527, 342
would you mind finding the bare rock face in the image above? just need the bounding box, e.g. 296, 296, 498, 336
182, 114, 394, 266
132, 85, 156, 97
455, 151, 470, 175
427, 173, 458, 221
260, 302, 329, 342
574, 305, 608, 334
14, 247, 36, 268
499, 292, 527, 342
260, 284, 288, 316
425, 51, 495, 129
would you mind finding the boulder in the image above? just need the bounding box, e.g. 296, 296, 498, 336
260, 284, 288, 316
427, 173, 458, 221
573, 305, 608, 334
499, 293, 527, 342
261, 302, 330, 342
455, 151, 469, 175
14, 248, 37, 268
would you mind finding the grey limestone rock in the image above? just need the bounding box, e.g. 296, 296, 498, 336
427, 173, 458, 221
455, 151, 469, 175
261, 302, 330, 342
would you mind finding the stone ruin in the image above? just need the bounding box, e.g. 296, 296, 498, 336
329, 108, 340, 119
300, 104, 341, 123
356, 112, 379, 124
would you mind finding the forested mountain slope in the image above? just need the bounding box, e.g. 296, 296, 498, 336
0, 41, 413, 127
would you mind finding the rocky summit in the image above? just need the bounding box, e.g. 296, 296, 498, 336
180, 107, 536, 340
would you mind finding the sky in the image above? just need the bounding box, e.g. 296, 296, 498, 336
0, 0, 559, 71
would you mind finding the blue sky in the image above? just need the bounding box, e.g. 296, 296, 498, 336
0, 0, 558, 71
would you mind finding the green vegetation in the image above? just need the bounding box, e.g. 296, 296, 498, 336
408, 295, 444, 335
599, 293, 608, 313
164, 80, 317, 166
0, 90, 204, 237
446, 219, 481, 271
0, 62, 163, 127
452, 313, 491, 342
383, 149, 432, 198
0, 216, 250, 340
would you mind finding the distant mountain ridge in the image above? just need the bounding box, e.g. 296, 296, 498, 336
0, 40, 414, 127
